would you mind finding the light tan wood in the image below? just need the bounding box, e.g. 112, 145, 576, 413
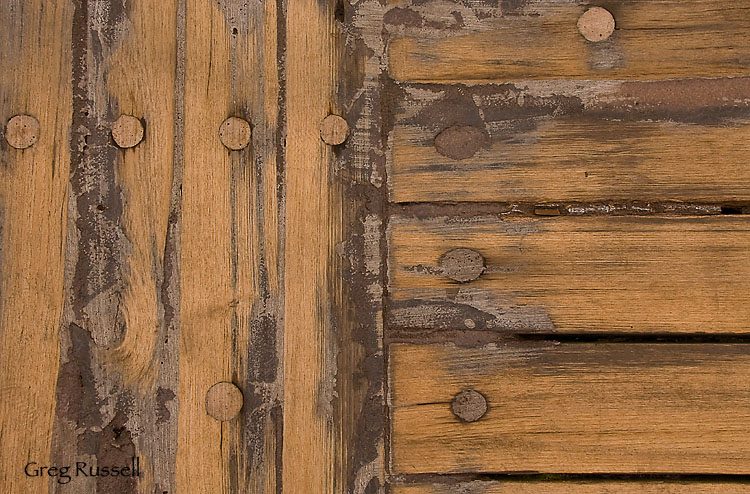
284, 1, 340, 493
388, 215, 750, 333
205, 382, 244, 421
577, 7, 615, 42
47, 1, 180, 491
390, 342, 750, 474
389, 119, 750, 203
393, 482, 750, 494
179, 0, 282, 492
0, 0, 73, 490
218, 116, 252, 150
389, 0, 750, 82
111, 114, 145, 148
320, 113, 349, 145
5, 114, 40, 149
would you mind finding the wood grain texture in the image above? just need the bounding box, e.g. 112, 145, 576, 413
284, 1, 340, 493
388, 215, 750, 334
388, 0, 750, 83
49, 0, 180, 492
387, 80, 750, 203
390, 343, 750, 474
179, 0, 282, 492
392, 481, 750, 494
0, 0, 73, 490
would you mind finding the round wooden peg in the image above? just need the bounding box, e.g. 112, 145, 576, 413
320, 114, 349, 145
434, 125, 486, 160
577, 7, 615, 42
206, 382, 243, 421
5, 115, 40, 149
219, 116, 252, 150
451, 389, 488, 422
111, 115, 144, 148
439, 248, 486, 283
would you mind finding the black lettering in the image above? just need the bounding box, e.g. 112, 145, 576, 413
58, 466, 72, 484
24, 462, 39, 477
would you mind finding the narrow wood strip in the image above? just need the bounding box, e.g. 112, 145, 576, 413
392, 481, 750, 494
179, 0, 282, 492
49, 0, 180, 491
284, 1, 339, 493
388, 0, 750, 83
0, 0, 73, 490
388, 216, 750, 334
390, 343, 750, 474
387, 80, 750, 203
390, 119, 750, 203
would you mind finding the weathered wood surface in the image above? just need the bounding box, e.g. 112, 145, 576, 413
0, 0, 73, 491
393, 482, 750, 494
45, 0, 181, 492
284, 1, 340, 492
387, 79, 750, 203
388, 215, 750, 334
388, 0, 750, 83
178, 0, 282, 492
390, 342, 750, 474
285, 1, 387, 493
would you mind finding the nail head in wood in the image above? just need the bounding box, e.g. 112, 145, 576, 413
5, 115, 40, 149
111, 115, 144, 148
434, 125, 486, 160
219, 116, 252, 150
320, 114, 349, 145
577, 7, 615, 42
205, 382, 243, 421
451, 389, 487, 422
439, 248, 486, 283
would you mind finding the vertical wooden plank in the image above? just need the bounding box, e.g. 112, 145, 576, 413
0, 0, 74, 491
284, 0, 339, 492
49, 0, 179, 492
285, 1, 388, 492
179, 0, 282, 492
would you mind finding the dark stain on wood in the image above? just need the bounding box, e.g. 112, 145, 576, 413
55, 323, 102, 432
384, 7, 423, 28
434, 126, 487, 160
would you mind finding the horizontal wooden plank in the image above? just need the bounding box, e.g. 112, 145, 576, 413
388, 0, 750, 83
393, 482, 750, 494
388, 216, 750, 334
392, 481, 750, 494
387, 80, 750, 203
390, 343, 750, 474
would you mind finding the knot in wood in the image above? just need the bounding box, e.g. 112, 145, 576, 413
439, 248, 485, 283
451, 389, 488, 422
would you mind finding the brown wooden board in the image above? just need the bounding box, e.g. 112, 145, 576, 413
178, 0, 283, 491
392, 482, 750, 494
388, 0, 750, 83
388, 215, 750, 334
390, 342, 750, 474
386, 80, 750, 203
0, 1, 73, 490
